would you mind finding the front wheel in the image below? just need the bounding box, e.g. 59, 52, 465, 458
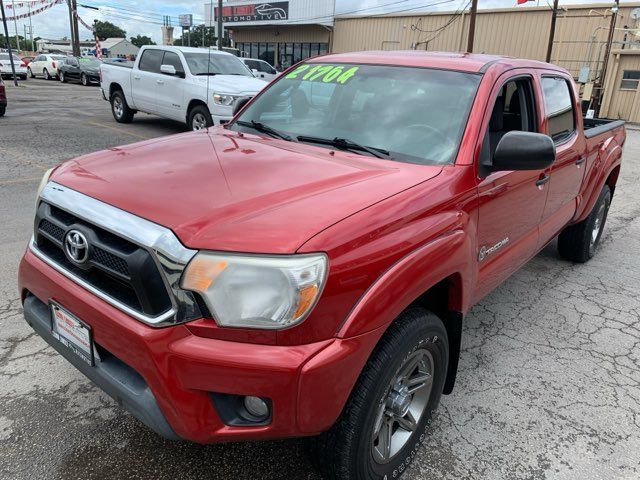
110, 90, 134, 123
81, 73, 89, 86
28, 67, 35, 78
313, 308, 448, 480
59, 72, 67, 83
188, 105, 213, 131
558, 185, 611, 263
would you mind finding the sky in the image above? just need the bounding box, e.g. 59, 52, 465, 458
0, 0, 630, 46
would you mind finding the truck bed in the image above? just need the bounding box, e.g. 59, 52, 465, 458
584, 117, 625, 139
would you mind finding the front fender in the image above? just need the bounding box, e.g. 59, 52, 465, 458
337, 229, 474, 339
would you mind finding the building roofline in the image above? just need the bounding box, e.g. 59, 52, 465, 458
336, 1, 640, 20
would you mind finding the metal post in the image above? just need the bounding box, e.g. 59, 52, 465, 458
72, 0, 80, 56
545, 0, 559, 63
11, 0, 20, 51
217, 0, 223, 50
202, 24, 205, 47
0, 0, 18, 85
28, 0, 33, 51
66, 0, 75, 51
596, 0, 620, 113
466, 0, 478, 53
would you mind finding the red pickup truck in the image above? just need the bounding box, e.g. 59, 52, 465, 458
19, 52, 624, 480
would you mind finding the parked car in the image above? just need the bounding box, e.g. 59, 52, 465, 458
241, 58, 278, 81
58, 56, 101, 86
0, 76, 6, 117
20, 52, 625, 480
27, 54, 65, 80
0, 53, 28, 80
21, 56, 35, 65
100, 45, 266, 130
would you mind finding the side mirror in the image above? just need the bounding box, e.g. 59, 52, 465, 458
233, 97, 251, 116
492, 131, 556, 171
160, 64, 184, 77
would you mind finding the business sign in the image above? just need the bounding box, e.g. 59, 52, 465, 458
215, 2, 290, 23
179, 14, 193, 27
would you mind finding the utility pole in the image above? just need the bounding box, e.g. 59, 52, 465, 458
466, 0, 478, 53
0, 0, 18, 85
11, 0, 20, 51
66, 0, 75, 52
72, 0, 80, 55
217, 0, 223, 50
28, 0, 34, 51
545, 0, 559, 62
596, 0, 620, 113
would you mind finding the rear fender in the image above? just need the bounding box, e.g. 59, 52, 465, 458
575, 137, 622, 222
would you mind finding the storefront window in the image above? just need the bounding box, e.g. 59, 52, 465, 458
240, 42, 330, 69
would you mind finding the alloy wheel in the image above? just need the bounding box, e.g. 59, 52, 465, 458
192, 113, 208, 131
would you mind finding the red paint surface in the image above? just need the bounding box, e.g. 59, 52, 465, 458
19, 53, 625, 442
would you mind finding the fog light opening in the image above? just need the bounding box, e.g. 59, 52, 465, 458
244, 396, 270, 420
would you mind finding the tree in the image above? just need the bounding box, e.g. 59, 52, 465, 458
173, 24, 226, 48
93, 21, 126, 41
130, 35, 156, 48
0, 34, 27, 51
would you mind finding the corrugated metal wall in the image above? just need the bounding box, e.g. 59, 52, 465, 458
601, 50, 640, 121
333, 3, 640, 78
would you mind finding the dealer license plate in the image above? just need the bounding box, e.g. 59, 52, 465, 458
50, 302, 95, 366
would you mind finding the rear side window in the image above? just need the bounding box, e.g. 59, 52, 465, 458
541, 76, 575, 143
139, 50, 163, 73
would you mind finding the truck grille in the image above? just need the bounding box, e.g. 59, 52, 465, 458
34, 202, 172, 318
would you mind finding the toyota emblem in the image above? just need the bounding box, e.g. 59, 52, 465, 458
64, 230, 89, 265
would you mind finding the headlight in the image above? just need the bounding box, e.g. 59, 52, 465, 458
213, 93, 240, 106
36, 168, 54, 204
181, 252, 327, 329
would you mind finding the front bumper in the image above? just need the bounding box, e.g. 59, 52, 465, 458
19, 248, 382, 442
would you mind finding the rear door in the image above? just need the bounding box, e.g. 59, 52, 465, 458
475, 71, 550, 300
155, 51, 187, 121
538, 74, 586, 245
133, 49, 163, 113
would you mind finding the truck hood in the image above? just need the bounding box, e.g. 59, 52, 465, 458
195, 74, 267, 94
51, 128, 443, 253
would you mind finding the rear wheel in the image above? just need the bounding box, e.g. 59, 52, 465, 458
43, 68, 51, 80
188, 105, 213, 131
558, 185, 612, 263
110, 90, 134, 123
312, 308, 448, 480
0, 106, 5, 117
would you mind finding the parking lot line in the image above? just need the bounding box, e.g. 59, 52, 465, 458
86, 121, 151, 141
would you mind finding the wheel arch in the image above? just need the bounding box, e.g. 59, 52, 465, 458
186, 98, 209, 123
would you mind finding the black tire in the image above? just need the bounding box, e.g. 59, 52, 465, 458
187, 105, 213, 131
558, 185, 612, 263
43, 68, 51, 80
312, 307, 449, 480
110, 90, 134, 124
28, 67, 35, 78
59, 71, 67, 83
81, 73, 89, 86
0, 106, 5, 117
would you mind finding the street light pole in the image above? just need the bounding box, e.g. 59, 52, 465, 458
0, 0, 19, 85
28, 0, 34, 51
11, 0, 20, 51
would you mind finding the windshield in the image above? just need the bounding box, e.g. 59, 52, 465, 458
183, 52, 252, 76
232, 63, 480, 165
79, 57, 101, 67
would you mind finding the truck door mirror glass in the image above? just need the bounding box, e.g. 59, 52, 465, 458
492, 131, 556, 171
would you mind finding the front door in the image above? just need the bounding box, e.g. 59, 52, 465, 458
133, 49, 163, 114
475, 72, 550, 300
156, 51, 186, 121
538, 75, 585, 245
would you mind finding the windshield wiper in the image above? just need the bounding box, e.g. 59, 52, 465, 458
296, 135, 393, 160
235, 120, 293, 142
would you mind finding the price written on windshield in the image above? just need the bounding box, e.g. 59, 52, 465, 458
285, 64, 360, 84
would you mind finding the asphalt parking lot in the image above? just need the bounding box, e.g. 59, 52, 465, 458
1, 79, 639, 480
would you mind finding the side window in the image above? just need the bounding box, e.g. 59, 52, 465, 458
259, 61, 274, 74
541, 76, 575, 143
620, 70, 640, 90
162, 52, 184, 75
138, 50, 163, 73
485, 77, 537, 158
245, 60, 258, 71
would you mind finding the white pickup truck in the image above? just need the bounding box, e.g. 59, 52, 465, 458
100, 45, 267, 131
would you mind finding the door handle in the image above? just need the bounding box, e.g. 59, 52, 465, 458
575, 156, 587, 167
536, 174, 550, 188
133, 75, 141, 80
